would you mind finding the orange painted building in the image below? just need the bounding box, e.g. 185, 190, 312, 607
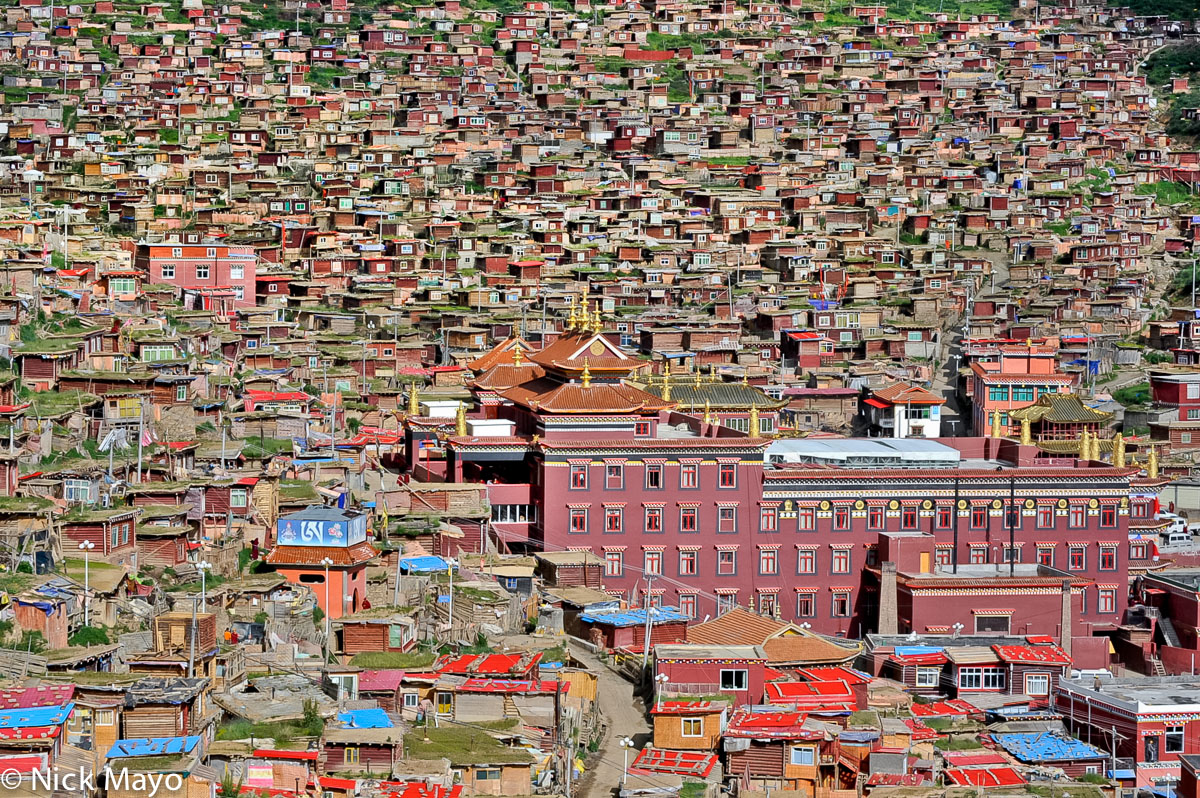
968, 343, 1074, 435
265, 507, 377, 620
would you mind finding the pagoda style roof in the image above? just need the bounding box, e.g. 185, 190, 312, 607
500, 378, 674, 415
1009, 393, 1113, 425
468, 337, 534, 374
872, 382, 946, 406
471, 362, 546, 392
642, 377, 787, 410
527, 329, 645, 376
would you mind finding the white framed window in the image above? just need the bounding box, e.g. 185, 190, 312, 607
719, 669, 747, 690
230, 263, 244, 279
176, 384, 187, 402
172, 247, 182, 258
1025, 673, 1050, 696
403, 692, 419, 708
789, 746, 815, 766
161, 263, 175, 279
196, 264, 210, 280
96, 710, 115, 726
681, 718, 703, 737
915, 667, 939, 688
230, 489, 248, 508
64, 479, 91, 503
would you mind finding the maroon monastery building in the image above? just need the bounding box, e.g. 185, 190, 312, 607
405, 318, 1162, 654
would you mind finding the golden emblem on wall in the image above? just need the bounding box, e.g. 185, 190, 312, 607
854, 500, 865, 510
957, 499, 968, 509
921, 499, 932, 509
1088, 498, 1099, 509
784, 500, 794, 512
1057, 499, 1068, 509
991, 499, 1002, 509
1024, 499, 1035, 509
819, 500, 830, 510
888, 500, 899, 510
1120, 497, 1130, 508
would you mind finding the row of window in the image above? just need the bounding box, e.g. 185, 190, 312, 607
986, 385, 1055, 402
664, 585, 1119, 621
604, 541, 1122, 579
797, 503, 1118, 532
570, 462, 738, 490
573, 505, 739, 535
159, 262, 246, 281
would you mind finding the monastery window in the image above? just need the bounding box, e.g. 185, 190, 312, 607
796, 594, 815, 618
833, 506, 851, 531
1131, 501, 1150, 519
1098, 588, 1116, 614
1068, 504, 1086, 528
720, 669, 748, 691
679, 594, 696, 618
831, 549, 851, 574
1037, 506, 1054, 528
935, 547, 952, 566
645, 507, 662, 533
831, 592, 852, 617
679, 550, 697, 576
901, 506, 918, 530
1100, 505, 1117, 528
799, 508, 815, 531
1099, 545, 1116, 570
797, 549, 816, 574
162, 263, 175, 279
717, 550, 736, 575
969, 546, 987, 565
759, 548, 778, 575
604, 550, 622, 577
868, 506, 885, 530
1002, 545, 1020, 563
718, 507, 737, 533
718, 463, 736, 488
635, 422, 651, 437
644, 550, 662, 575
645, 464, 662, 489
570, 464, 588, 490
935, 506, 952, 529
680, 507, 698, 533
1012, 387, 1034, 402
1068, 546, 1086, 570
680, 464, 698, 489
1167, 726, 1185, 754
1037, 546, 1054, 567
605, 507, 623, 533
970, 506, 987, 529
760, 506, 778, 532
606, 464, 624, 489
988, 386, 1009, 401
570, 509, 587, 534
1005, 505, 1020, 531
759, 593, 777, 616
196, 263, 209, 280
1130, 542, 1148, 560
717, 594, 737, 615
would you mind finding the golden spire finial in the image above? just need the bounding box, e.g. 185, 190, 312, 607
694, 368, 702, 388
1080, 429, 1091, 460
567, 297, 578, 332
512, 344, 523, 366
408, 382, 420, 416
591, 301, 602, 333
703, 400, 713, 425
748, 405, 761, 438
581, 358, 592, 389
1114, 432, 1125, 469
664, 360, 672, 380
662, 371, 671, 402
991, 410, 1002, 439
1020, 416, 1031, 446
455, 401, 468, 437
1148, 446, 1159, 479
1090, 430, 1102, 462
742, 371, 749, 387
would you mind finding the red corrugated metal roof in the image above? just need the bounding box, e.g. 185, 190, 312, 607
910, 699, 979, 718
992, 644, 1071, 666
944, 767, 1026, 787
630, 749, 718, 778
265, 541, 377, 566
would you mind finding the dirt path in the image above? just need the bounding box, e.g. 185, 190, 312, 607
570, 646, 652, 798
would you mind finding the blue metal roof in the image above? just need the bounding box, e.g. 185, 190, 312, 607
106, 736, 202, 759
992, 732, 1105, 763
894, 646, 944, 656
337, 708, 393, 730
0, 703, 74, 728
399, 556, 453, 574
578, 607, 689, 628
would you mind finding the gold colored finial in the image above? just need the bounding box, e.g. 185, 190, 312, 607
703, 400, 713, 425
1020, 416, 1031, 446
1114, 432, 1125, 469
1148, 446, 1159, 479
694, 368, 702, 388
991, 410, 1002, 439
512, 344, 523, 366
662, 372, 671, 402
455, 401, 468, 437
1080, 429, 1091, 460
664, 360, 672, 380
1090, 430, 1101, 462
591, 302, 602, 333
748, 405, 761, 438
408, 382, 420, 416
581, 358, 592, 389
567, 297, 578, 331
